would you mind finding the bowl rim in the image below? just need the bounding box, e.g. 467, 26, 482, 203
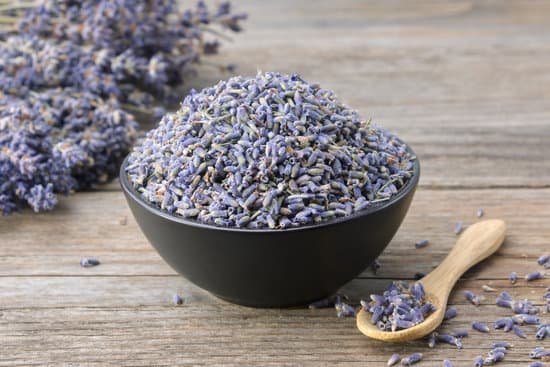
119, 142, 420, 233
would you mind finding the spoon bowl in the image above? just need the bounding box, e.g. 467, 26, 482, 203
357, 219, 506, 342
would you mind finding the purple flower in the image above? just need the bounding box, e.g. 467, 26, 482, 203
471, 321, 490, 333
80, 258, 100, 267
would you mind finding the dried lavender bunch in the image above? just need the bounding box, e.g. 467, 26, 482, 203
360, 281, 435, 332
126, 72, 416, 229
0, 89, 137, 214
14, 0, 247, 106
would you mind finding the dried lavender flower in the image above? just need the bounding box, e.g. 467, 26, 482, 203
477, 208, 484, 218
173, 294, 184, 305
472, 321, 490, 333
126, 72, 416, 229
0, 89, 137, 214
492, 341, 512, 349
512, 324, 526, 338
473, 355, 484, 367
509, 272, 518, 285
537, 254, 549, 266
335, 301, 356, 318
444, 307, 458, 320
536, 324, 549, 340
529, 362, 544, 367
80, 258, 100, 267
428, 332, 438, 348
362, 281, 435, 332
453, 329, 469, 338
437, 334, 462, 349
415, 239, 429, 249
526, 271, 545, 281
387, 354, 401, 366
464, 290, 482, 306
454, 221, 463, 235
401, 353, 422, 366
443, 360, 453, 367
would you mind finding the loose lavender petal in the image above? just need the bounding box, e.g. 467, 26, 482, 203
401, 353, 422, 366
387, 353, 401, 366
415, 239, 429, 249
80, 258, 100, 267
509, 272, 518, 284
526, 271, 545, 281
472, 321, 490, 333
444, 307, 458, 320
482, 284, 497, 292
428, 332, 438, 348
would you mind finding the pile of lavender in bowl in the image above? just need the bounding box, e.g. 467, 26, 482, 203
125, 72, 416, 229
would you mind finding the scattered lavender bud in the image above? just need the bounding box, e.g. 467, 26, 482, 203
537, 254, 550, 266
496, 292, 513, 309
173, 294, 184, 305
444, 307, 458, 320
309, 295, 339, 309
530, 347, 545, 359
401, 353, 422, 366
526, 271, 545, 281
512, 324, 526, 338
415, 239, 429, 249
472, 321, 490, 333
492, 341, 512, 349
512, 314, 540, 325
335, 301, 356, 318
454, 221, 463, 235
443, 360, 453, 367
453, 330, 469, 338
473, 355, 484, 367
370, 259, 381, 274
80, 258, 100, 267
509, 272, 518, 284
482, 284, 497, 292
126, 72, 416, 228
387, 353, 401, 366
494, 317, 514, 332
437, 334, 463, 349
477, 208, 484, 218
484, 351, 505, 364
529, 362, 544, 367
536, 324, 548, 340
464, 290, 482, 306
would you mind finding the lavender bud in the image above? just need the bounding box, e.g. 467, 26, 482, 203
535, 324, 548, 340
387, 353, 401, 366
401, 353, 422, 365
453, 330, 469, 338
529, 363, 544, 367
472, 321, 490, 333
443, 360, 453, 367
444, 307, 458, 320
464, 290, 482, 306
537, 254, 549, 266
492, 341, 512, 349
415, 239, 429, 249
173, 294, 184, 305
509, 272, 518, 284
80, 258, 100, 267
454, 221, 463, 235
512, 324, 526, 338
476, 208, 484, 218
473, 356, 484, 367
428, 332, 438, 348
525, 271, 545, 281
335, 301, 356, 318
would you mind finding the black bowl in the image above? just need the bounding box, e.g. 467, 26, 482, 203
120, 150, 420, 308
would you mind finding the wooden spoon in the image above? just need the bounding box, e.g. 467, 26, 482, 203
356, 219, 506, 342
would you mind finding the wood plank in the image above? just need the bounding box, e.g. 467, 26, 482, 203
1, 188, 549, 276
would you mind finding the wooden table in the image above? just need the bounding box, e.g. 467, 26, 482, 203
1, 1, 549, 366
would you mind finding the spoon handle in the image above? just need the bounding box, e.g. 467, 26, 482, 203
422, 220, 506, 299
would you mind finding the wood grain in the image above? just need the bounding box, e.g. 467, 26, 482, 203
2, 0, 550, 366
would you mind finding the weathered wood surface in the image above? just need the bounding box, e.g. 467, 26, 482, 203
1, 0, 549, 366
